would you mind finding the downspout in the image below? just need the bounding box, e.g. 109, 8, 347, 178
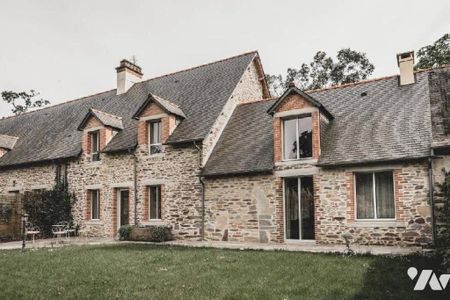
193, 141, 205, 241
428, 153, 436, 248
129, 148, 138, 226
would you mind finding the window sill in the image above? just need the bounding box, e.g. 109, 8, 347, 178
275, 158, 317, 166
141, 220, 165, 226
350, 221, 405, 228
88, 160, 102, 166
142, 153, 165, 159
85, 220, 102, 225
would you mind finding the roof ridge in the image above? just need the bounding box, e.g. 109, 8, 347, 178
139, 51, 258, 84
0, 133, 18, 139
0, 89, 115, 121
0, 51, 258, 122
238, 97, 278, 106
91, 108, 123, 120
307, 64, 450, 94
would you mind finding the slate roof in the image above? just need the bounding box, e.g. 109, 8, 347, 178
0, 134, 18, 150
79, 109, 124, 130
202, 100, 276, 176
203, 70, 437, 176
0, 52, 257, 167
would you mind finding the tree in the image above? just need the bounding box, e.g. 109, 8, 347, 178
415, 33, 450, 70
266, 48, 375, 95
1, 90, 50, 115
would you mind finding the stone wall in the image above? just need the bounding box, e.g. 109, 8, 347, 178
0, 163, 57, 194
202, 59, 266, 165
135, 143, 202, 239
316, 162, 432, 246
204, 174, 278, 243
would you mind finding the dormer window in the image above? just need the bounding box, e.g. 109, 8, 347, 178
283, 115, 312, 160
90, 131, 100, 161
148, 120, 162, 154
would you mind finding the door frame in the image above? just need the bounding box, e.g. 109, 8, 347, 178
282, 176, 315, 242
117, 188, 130, 229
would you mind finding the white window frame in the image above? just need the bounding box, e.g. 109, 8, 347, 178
354, 171, 396, 221
90, 189, 100, 220
148, 185, 161, 220
282, 114, 312, 161
90, 130, 100, 161
148, 120, 162, 155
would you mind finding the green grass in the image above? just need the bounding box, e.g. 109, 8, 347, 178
0, 244, 446, 299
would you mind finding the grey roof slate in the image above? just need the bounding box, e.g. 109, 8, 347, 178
202, 100, 276, 176
0, 134, 18, 150
79, 109, 124, 130
203, 70, 436, 175
0, 52, 257, 167
133, 94, 186, 119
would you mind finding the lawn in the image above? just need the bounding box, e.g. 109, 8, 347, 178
0, 244, 446, 299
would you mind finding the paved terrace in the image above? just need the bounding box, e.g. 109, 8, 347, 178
0, 238, 426, 255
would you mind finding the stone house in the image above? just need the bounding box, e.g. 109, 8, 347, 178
0, 51, 449, 247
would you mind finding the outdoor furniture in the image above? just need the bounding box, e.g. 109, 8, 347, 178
52, 222, 67, 244
25, 222, 40, 244
65, 221, 76, 239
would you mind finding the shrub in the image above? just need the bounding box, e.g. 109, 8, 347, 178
118, 225, 133, 241
0, 204, 13, 224
22, 184, 77, 237
149, 225, 172, 242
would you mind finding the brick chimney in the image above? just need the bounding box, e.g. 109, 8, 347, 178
396, 51, 415, 85
116, 59, 143, 95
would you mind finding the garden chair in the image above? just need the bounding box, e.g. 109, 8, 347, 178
65, 221, 76, 240
25, 222, 40, 244
52, 222, 67, 244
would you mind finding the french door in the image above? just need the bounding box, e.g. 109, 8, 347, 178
118, 189, 129, 227
284, 176, 315, 240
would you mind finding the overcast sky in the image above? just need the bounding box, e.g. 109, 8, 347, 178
0, 0, 449, 118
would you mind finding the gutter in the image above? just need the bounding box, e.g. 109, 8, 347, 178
193, 141, 205, 241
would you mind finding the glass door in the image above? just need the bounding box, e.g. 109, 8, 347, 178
284, 177, 315, 240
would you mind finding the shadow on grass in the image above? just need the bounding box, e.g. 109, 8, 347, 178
354, 252, 449, 299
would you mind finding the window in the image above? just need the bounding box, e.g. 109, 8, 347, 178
90, 131, 100, 161
283, 115, 312, 160
56, 164, 67, 186
149, 186, 161, 220
355, 171, 395, 220
148, 120, 162, 154
90, 189, 100, 220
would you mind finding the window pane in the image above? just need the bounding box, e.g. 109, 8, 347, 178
283, 119, 297, 160
298, 116, 312, 158
91, 190, 99, 219
375, 172, 395, 218
356, 173, 374, 219
150, 121, 161, 144
91, 132, 99, 152
284, 177, 299, 239
150, 186, 161, 219
300, 177, 314, 240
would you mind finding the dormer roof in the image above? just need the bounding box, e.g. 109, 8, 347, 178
133, 94, 186, 119
0, 134, 18, 150
267, 86, 334, 120
78, 108, 124, 131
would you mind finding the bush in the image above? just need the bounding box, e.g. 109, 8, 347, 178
149, 225, 173, 242
123, 225, 173, 242
22, 184, 77, 237
118, 225, 133, 241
